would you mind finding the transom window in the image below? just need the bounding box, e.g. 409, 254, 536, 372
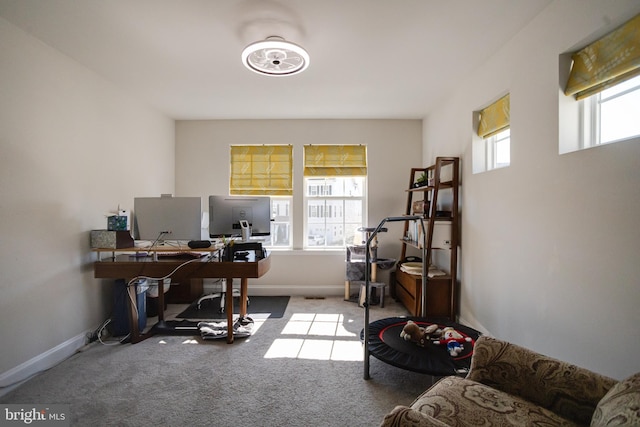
487, 128, 511, 170
473, 93, 510, 173
562, 13, 640, 153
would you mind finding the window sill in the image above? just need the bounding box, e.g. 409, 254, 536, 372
267, 248, 345, 256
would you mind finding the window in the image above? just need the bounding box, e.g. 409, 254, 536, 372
230, 145, 292, 196
473, 93, 510, 173
562, 13, 640, 153
304, 176, 366, 248
268, 196, 292, 248
486, 128, 511, 169
228, 144, 368, 250
303, 145, 367, 249
580, 74, 640, 148
229, 145, 293, 248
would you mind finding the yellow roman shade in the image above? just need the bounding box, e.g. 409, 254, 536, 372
303, 145, 367, 177
565, 13, 640, 100
477, 94, 510, 139
230, 145, 293, 196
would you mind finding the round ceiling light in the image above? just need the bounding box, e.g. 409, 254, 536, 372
241, 36, 310, 76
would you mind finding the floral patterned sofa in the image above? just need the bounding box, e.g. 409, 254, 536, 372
381, 335, 640, 426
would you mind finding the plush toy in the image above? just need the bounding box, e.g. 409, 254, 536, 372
400, 321, 440, 347
433, 326, 472, 356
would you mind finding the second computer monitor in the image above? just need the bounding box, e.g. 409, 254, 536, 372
208, 195, 271, 238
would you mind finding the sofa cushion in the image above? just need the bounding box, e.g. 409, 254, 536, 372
467, 336, 616, 424
591, 372, 640, 427
380, 406, 450, 427
410, 376, 582, 427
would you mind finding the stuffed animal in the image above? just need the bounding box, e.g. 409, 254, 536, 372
400, 321, 440, 347
433, 326, 472, 356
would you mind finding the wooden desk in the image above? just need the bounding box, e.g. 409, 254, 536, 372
93, 246, 271, 343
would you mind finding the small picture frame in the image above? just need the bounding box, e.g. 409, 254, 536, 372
412, 200, 425, 214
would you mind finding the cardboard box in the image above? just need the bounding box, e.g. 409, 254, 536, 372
90, 230, 134, 249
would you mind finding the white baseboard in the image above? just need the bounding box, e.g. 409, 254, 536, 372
0, 331, 89, 397
458, 312, 491, 336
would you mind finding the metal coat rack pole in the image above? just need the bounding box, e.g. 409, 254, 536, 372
363, 215, 426, 380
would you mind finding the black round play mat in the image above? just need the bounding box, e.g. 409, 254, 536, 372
362, 317, 481, 376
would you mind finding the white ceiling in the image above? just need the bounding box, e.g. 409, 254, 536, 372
0, 0, 552, 120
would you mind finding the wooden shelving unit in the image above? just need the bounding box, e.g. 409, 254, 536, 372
395, 157, 460, 319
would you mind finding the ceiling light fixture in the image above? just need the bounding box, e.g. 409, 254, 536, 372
241, 36, 309, 76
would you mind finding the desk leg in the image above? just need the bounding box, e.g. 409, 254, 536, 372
240, 278, 248, 316
226, 277, 234, 344
127, 282, 142, 344
127, 279, 162, 345
157, 279, 165, 322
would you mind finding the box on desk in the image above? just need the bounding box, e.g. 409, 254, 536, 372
90, 230, 134, 249
107, 215, 128, 231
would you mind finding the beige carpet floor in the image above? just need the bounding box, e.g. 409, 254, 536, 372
1, 296, 437, 426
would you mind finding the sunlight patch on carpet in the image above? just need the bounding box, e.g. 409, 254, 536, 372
264, 339, 363, 361
264, 312, 362, 361
282, 313, 356, 338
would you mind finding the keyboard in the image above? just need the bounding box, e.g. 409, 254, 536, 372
156, 251, 208, 259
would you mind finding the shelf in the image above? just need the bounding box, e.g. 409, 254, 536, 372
407, 180, 455, 192
397, 157, 459, 320
402, 215, 453, 221
400, 238, 420, 248
400, 239, 452, 250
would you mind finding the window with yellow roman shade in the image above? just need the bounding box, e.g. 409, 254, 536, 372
477, 94, 510, 139
303, 145, 367, 177
230, 145, 293, 196
565, 13, 640, 100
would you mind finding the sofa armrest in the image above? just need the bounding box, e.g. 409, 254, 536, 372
380, 406, 450, 427
466, 336, 616, 424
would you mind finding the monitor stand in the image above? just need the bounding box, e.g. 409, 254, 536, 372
239, 220, 251, 241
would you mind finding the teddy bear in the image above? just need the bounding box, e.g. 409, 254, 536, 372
400, 320, 440, 347
432, 326, 473, 356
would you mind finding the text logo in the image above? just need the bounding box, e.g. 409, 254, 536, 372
1, 405, 69, 426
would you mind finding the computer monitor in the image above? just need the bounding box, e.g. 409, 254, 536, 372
134, 196, 202, 241
208, 195, 271, 238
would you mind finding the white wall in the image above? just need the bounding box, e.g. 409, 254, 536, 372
423, 0, 640, 380
0, 18, 174, 380
175, 119, 422, 294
